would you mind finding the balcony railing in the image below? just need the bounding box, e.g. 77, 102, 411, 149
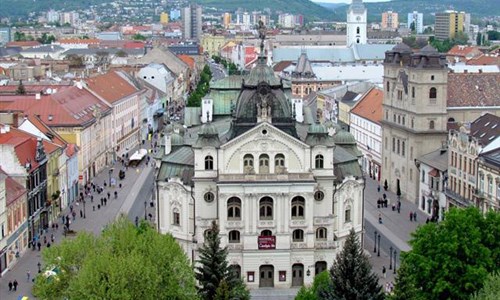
314, 241, 339, 249
218, 173, 315, 182
445, 188, 472, 207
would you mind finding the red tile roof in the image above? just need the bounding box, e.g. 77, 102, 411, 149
124, 41, 145, 49
447, 73, 500, 107
0, 167, 27, 206
466, 55, 500, 66
447, 45, 482, 58
58, 38, 100, 44
6, 41, 42, 48
273, 61, 293, 72
177, 54, 195, 69
0, 87, 111, 127
86, 71, 139, 104
350, 87, 384, 124
0, 125, 60, 173
26, 115, 67, 147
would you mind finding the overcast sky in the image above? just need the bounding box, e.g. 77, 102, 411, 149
311, 0, 391, 3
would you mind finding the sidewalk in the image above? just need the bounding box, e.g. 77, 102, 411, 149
0, 144, 156, 300
364, 176, 426, 250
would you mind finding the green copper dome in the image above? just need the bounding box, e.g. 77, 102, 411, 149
308, 122, 328, 134
334, 130, 356, 145
170, 132, 184, 146
199, 122, 218, 136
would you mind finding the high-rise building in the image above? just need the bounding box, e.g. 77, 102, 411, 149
160, 12, 169, 25
0, 27, 10, 45
381, 11, 399, 31
223, 12, 231, 29
46, 9, 59, 23
170, 8, 181, 20
435, 11, 466, 41
407, 11, 424, 34
346, 0, 367, 47
181, 4, 202, 41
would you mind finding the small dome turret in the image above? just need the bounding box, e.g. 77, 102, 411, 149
170, 132, 184, 146
194, 122, 221, 148
333, 130, 356, 145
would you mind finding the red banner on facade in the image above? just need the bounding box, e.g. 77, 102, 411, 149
258, 236, 276, 250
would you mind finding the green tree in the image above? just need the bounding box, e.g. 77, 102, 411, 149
397, 208, 500, 300
16, 80, 26, 95
388, 262, 426, 300
410, 22, 415, 33
477, 33, 483, 46
486, 30, 500, 40
195, 221, 250, 300
33, 217, 198, 300
295, 271, 332, 300
132, 33, 146, 41
14, 31, 26, 41
319, 229, 384, 300
472, 272, 500, 300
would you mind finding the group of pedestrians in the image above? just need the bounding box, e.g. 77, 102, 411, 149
409, 211, 418, 222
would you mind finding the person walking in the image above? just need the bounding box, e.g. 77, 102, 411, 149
26, 270, 31, 282
413, 211, 417, 221
13, 279, 18, 291
378, 213, 383, 224
8, 280, 12, 291
37, 241, 41, 251
409, 211, 413, 222
72, 210, 76, 221
80, 209, 83, 218
382, 266, 386, 279
51, 233, 55, 243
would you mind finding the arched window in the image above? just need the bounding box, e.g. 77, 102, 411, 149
293, 229, 304, 242
315, 154, 324, 169
261, 230, 272, 236
316, 227, 327, 240
356, 27, 360, 34
356, 38, 360, 44
227, 197, 241, 220
259, 154, 270, 174
173, 208, 180, 225
429, 120, 435, 130
429, 87, 437, 99
397, 115, 401, 124
345, 206, 351, 223
291, 196, 305, 219
259, 197, 273, 220
275, 154, 285, 168
204, 155, 213, 170
229, 230, 240, 243
230, 264, 242, 278
243, 154, 254, 167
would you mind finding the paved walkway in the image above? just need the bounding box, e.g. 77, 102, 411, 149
363, 176, 427, 295
0, 145, 155, 300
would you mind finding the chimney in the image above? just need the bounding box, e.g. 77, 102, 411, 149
464, 69, 468, 74
478, 69, 483, 73
35, 93, 41, 100
164, 134, 172, 155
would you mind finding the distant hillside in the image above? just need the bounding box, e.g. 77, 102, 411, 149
1, 0, 104, 19
329, 0, 498, 23
196, 0, 332, 22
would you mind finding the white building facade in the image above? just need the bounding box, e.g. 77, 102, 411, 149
156, 53, 365, 289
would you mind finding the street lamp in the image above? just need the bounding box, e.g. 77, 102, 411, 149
373, 230, 377, 253
393, 250, 398, 274
389, 246, 393, 269
144, 201, 147, 220
377, 233, 381, 257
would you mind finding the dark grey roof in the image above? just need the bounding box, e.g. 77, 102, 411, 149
420, 44, 438, 55
417, 148, 448, 171
22, 45, 64, 53
157, 146, 194, 186
0, 47, 21, 57
470, 113, 500, 147
334, 146, 362, 181
392, 43, 412, 53
63, 48, 144, 56
480, 148, 500, 168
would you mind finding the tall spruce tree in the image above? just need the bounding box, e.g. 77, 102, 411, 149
195, 221, 250, 300
319, 229, 384, 300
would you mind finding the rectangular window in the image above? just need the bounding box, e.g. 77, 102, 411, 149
392, 138, 396, 152
422, 170, 425, 183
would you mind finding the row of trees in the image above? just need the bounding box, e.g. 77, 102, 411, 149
33, 217, 249, 300
390, 207, 500, 300
187, 65, 212, 107
14, 31, 56, 44
212, 55, 241, 75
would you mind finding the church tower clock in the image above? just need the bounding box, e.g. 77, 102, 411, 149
346, 0, 367, 47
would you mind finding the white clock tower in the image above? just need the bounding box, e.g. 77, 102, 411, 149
346, 0, 367, 47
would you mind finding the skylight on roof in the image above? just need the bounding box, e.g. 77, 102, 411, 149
484, 122, 490, 127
